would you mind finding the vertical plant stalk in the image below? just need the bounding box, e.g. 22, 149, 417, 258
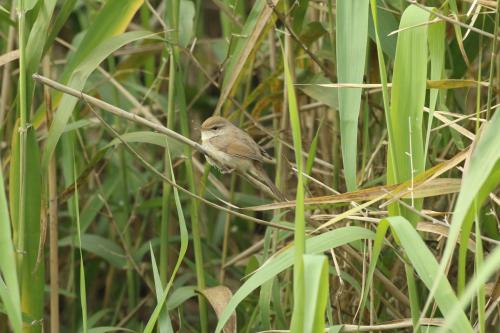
283, 30, 306, 332
160, 56, 175, 286
17, 0, 28, 280
219, 175, 237, 283
475, 21, 484, 134
160, 7, 177, 331
72, 153, 88, 333
48, 145, 59, 333
44, 56, 60, 333
368, 0, 398, 186
485, 0, 499, 120
276, 40, 290, 196
474, 205, 485, 333
326, 0, 340, 190
166, 0, 208, 331
111, 54, 137, 314
177, 70, 209, 333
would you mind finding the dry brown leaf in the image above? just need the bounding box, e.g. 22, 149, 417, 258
245, 149, 469, 212
198, 286, 236, 333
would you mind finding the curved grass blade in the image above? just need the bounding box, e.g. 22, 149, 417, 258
143, 141, 189, 333
214, 226, 375, 332
149, 244, 173, 333
376, 217, 473, 333
437, 245, 500, 333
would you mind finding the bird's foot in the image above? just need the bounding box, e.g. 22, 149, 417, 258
219, 167, 235, 174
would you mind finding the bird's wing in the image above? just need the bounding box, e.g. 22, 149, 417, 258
209, 135, 264, 162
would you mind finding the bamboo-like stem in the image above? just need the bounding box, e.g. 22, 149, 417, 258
326, 0, 340, 190
17, 0, 28, 281
166, 0, 208, 328
219, 162, 237, 284
44, 56, 60, 333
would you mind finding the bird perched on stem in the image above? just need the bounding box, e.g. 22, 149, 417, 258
200, 116, 286, 201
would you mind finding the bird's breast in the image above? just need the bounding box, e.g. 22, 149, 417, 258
201, 139, 252, 172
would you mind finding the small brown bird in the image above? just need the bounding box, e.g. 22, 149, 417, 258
200, 116, 285, 201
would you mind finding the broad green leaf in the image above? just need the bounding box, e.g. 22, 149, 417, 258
215, 226, 375, 332
9, 129, 44, 333
387, 5, 431, 224
302, 254, 329, 333
336, 0, 369, 191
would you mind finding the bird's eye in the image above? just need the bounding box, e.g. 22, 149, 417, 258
212, 126, 219, 130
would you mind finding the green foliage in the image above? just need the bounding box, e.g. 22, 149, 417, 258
386, 5, 430, 223
0, 1, 498, 332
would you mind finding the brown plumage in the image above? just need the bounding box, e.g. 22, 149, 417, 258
200, 116, 286, 201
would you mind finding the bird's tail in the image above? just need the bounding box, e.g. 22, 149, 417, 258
250, 164, 287, 202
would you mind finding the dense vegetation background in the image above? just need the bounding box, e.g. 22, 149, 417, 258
0, 0, 499, 332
